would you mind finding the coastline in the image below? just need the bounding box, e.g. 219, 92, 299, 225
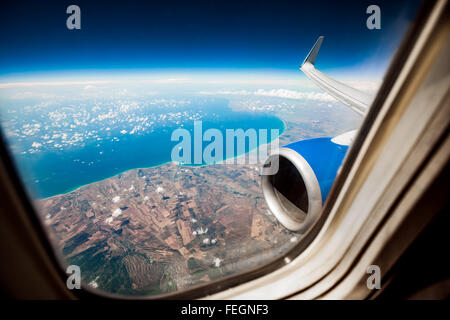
37, 118, 286, 200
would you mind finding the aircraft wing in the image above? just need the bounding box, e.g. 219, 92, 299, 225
300, 36, 373, 115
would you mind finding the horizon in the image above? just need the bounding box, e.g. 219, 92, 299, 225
0, 0, 422, 82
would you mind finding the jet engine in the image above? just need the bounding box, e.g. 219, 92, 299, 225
262, 137, 349, 233
261, 36, 366, 233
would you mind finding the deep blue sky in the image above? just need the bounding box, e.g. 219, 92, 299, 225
0, 0, 423, 79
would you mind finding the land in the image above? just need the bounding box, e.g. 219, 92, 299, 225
34, 95, 362, 296
37, 160, 296, 295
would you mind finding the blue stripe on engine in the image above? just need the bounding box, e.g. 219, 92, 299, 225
284, 137, 348, 203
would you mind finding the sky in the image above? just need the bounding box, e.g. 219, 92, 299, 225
0, 0, 423, 82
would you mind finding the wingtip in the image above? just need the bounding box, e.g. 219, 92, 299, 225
301, 36, 325, 67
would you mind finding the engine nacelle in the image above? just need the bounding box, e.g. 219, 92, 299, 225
261, 137, 348, 233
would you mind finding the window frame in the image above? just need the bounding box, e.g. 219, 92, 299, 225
0, 0, 444, 300
207, 0, 449, 300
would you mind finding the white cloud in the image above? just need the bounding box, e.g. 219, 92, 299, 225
88, 279, 99, 288
154, 78, 192, 83
105, 217, 113, 224
195, 227, 208, 235
200, 88, 337, 102
112, 208, 122, 217
255, 88, 336, 101
213, 257, 222, 267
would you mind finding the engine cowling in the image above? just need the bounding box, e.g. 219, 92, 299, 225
261, 137, 348, 233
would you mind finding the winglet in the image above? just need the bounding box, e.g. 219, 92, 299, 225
299, 36, 373, 115
302, 36, 324, 66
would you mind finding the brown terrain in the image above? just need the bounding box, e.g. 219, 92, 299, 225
37, 161, 296, 295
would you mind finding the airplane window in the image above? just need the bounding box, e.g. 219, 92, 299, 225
0, 0, 423, 297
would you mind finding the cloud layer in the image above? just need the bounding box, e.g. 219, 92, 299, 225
200, 88, 337, 102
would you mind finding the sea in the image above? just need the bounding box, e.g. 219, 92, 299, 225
10, 107, 284, 199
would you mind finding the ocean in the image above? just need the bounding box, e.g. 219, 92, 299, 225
11, 109, 284, 199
